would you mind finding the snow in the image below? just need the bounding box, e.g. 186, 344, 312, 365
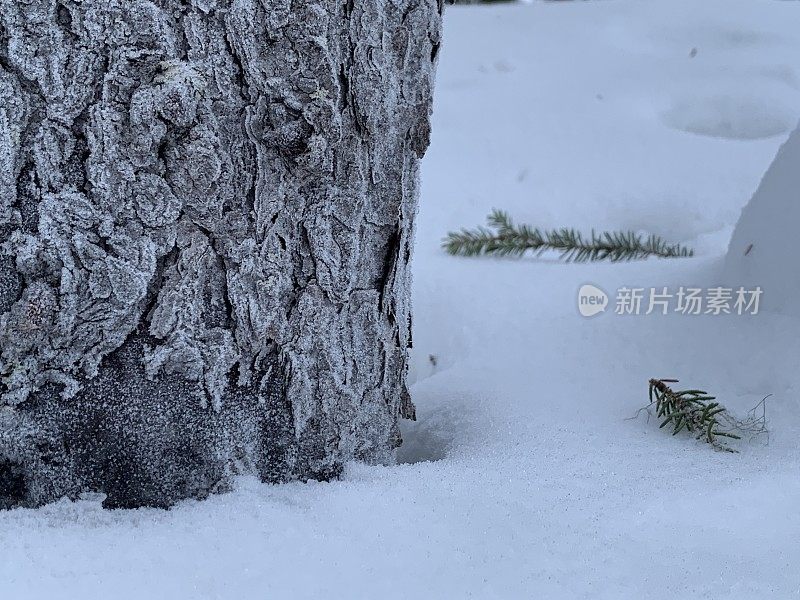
3, 0, 800, 597
725, 123, 800, 316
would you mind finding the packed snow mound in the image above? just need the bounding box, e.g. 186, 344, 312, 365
726, 121, 800, 314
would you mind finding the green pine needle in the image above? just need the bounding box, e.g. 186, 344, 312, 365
443, 209, 694, 262
648, 378, 740, 452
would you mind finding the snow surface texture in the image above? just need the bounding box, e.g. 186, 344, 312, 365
0, 0, 441, 507
3, 0, 800, 597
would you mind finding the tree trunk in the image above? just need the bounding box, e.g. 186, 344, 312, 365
0, 0, 442, 508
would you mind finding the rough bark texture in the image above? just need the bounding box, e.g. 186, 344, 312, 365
0, 0, 442, 508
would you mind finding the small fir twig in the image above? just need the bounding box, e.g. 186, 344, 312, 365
647, 378, 741, 451
443, 209, 694, 262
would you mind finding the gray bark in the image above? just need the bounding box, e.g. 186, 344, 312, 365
0, 0, 442, 508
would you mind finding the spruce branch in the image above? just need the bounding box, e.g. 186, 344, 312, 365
647, 378, 741, 452
443, 209, 694, 262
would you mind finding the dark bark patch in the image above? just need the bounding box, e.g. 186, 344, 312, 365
0, 459, 27, 509
431, 41, 441, 63
337, 64, 350, 110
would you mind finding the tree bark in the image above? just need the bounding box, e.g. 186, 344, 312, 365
0, 0, 442, 508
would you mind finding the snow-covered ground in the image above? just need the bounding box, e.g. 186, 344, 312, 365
3, 1, 800, 598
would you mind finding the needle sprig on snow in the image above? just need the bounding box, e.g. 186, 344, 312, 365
443, 209, 694, 262
648, 378, 740, 452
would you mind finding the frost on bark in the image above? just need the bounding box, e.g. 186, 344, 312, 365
0, 0, 442, 508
